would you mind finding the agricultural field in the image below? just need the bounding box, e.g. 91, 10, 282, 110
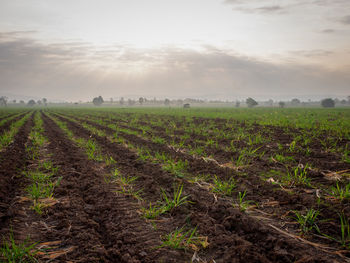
1, 107, 350, 262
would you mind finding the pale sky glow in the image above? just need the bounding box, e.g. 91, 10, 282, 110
0, 0, 349, 101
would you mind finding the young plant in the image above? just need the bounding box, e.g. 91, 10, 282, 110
160, 227, 206, 250
0, 232, 38, 263
163, 160, 188, 178
236, 190, 255, 212
141, 203, 164, 219
339, 213, 350, 248
161, 184, 190, 212
286, 165, 310, 186
328, 182, 350, 202
293, 209, 320, 236
212, 176, 236, 196
141, 184, 190, 219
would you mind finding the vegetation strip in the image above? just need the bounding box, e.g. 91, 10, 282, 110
0, 112, 32, 151
0, 111, 37, 262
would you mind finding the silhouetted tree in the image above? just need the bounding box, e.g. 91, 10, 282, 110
246, 97, 258, 108
291, 98, 301, 106
128, 99, 135, 106
92, 96, 104, 106
120, 97, 124, 105
42, 98, 47, 106
0, 96, 8, 107
164, 98, 170, 106
12, 100, 16, 104
139, 97, 144, 105
235, 101, 240, 108
19, 100, 25, 105
321, 98, 335, 108
27, 100, 36, 107
279, 101, 285, 108
37, 100, 42, 105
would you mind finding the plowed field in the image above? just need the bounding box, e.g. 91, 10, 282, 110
1, 108, 350, 262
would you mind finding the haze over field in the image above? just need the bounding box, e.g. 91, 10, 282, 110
0, 0, 349, 102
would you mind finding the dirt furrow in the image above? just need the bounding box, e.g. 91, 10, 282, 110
51, 112, 346, 262
0, 112, 28, 133
41, 113, 186, 262
0, 112, 34, 234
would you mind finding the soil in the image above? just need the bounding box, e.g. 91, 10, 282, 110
1, 110, 349, 262
45, 112, 347, 262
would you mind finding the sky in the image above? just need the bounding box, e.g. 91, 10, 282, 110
0, 0, 349, 102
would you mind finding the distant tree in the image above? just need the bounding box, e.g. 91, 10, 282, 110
12, 100, 16, 104
279, 101, 286, 108
348, 96, 350, 104
27, 99, 36, 107
164, 98, 170, 106
19, 100, 25, 105
42, 98, 47, 106
37, 100, 42, 105
267, 99, 273, 107
92, 96, 104, 106
341, 99, 347, 105
291, 98, 301, 106
0, 96, 8, 107
128, 99, 135, 106
235, 101, 240, 108
139, 97, 144, 105
246, 97, 258, 108
321, 98, 335, 108
120, 97, 124, 105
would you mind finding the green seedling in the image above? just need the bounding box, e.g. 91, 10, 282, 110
141, 203, 164, 219
328, 182, 350, 202
286, 165, 310, 186
0, 232, 39, 263
236, 190, 255, 212
212, 176, 236, 196
159, 227, 198, 250
163, 160, 188, 178
161, 184, 190, 212
293, 209, 320, 236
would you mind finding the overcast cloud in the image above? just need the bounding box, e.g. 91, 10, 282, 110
0, 32, 349, 101
0, 1, 349, 101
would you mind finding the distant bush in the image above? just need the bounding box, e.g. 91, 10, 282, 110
92, 96, 104, 106
27, 99, 36, 107
291, 98, 301, 106
321, 98, 335, 108
246, 97, 258, 108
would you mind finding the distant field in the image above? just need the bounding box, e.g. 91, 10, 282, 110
1, 107, 350, 262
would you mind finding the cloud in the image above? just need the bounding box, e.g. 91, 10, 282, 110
0, 32, 349, 101
339, 15, 350, 24
289, 49, 334, 57
255, 5, 284, 13
223, 0, 350, 15
321, 29, 336, 33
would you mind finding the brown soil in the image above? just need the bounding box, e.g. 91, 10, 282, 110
0, 112, 33, 234
46, 112, 347, 262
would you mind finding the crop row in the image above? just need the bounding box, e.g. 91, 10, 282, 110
47, 110, 350, 260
